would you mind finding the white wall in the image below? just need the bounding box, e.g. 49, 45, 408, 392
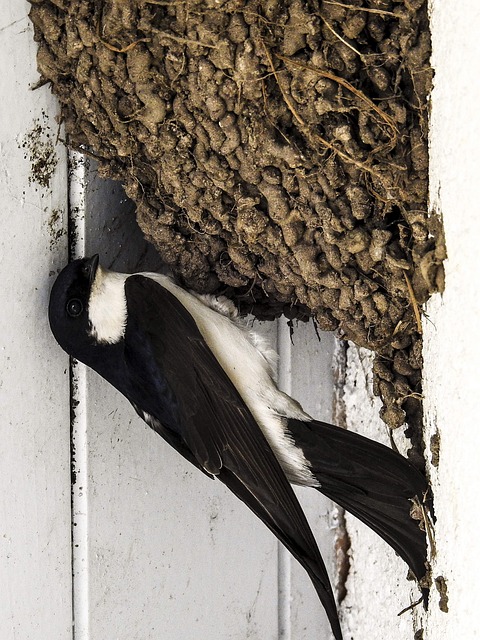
422, 1, 480, 637
0, 5, 72, 639
338, 345, 422, 638
2, 1, 480, 639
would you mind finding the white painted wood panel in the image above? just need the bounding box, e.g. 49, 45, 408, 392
277, 319, 337, 640
0, 4, 72, 639
0, 12, 339, 637
70, 158, 279, 640
70, 159, 339, 639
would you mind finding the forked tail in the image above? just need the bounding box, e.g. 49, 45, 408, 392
287, 418, 430, 583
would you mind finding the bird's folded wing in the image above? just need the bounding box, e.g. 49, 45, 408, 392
123, 275, 342, 640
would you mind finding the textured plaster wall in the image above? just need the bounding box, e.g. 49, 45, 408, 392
339, 345, 422, 639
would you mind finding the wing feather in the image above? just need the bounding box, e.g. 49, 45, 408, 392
123, 275, 342, 640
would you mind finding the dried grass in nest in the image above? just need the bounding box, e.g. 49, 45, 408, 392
29, 0, 445, 446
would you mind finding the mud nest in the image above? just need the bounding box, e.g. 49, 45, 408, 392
29, 0, 445, 438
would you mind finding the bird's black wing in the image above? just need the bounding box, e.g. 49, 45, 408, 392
123, 275, 343, 640
287, 417, 430, 584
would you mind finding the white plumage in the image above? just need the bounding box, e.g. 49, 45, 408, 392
87, 266, 317, 485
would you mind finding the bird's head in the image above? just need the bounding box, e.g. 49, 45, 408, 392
48, 255, 100, 359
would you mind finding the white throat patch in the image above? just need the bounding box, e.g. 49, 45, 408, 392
88, 266, 128, 344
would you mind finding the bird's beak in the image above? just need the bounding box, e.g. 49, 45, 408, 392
86, 254, 99, 284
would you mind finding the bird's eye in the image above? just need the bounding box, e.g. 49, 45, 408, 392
66, 298, 84, 317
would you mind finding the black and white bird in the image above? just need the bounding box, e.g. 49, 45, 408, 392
49, 255, 429, 640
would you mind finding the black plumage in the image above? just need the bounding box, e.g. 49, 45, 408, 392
49, 256, 431, 640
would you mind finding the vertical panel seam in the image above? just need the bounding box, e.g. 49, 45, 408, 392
277, 318, 292, 640
68, 151, 89, 640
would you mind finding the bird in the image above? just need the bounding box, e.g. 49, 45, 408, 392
49, 255, 430, 640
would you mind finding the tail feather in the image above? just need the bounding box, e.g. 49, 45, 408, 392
287, 418, 429, 583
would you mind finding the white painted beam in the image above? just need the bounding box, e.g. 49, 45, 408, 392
0, 4, 72, 639
423, 1, 480, 638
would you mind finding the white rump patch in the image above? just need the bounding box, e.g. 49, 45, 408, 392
87, 266, 317, 485
88, 266, 128, 344
141, 272, 318, 486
